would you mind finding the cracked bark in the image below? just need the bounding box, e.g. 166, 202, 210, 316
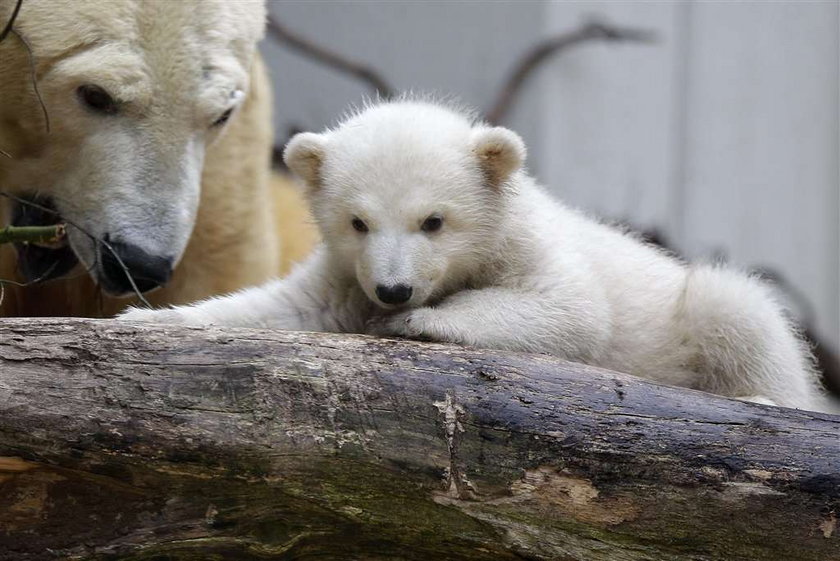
0, 318, 838, 561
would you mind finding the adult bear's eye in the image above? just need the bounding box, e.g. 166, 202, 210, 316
351, 217, 369, 233
77, 85, 119, 115
212, 108, 234, 127
421, 214, 444, 233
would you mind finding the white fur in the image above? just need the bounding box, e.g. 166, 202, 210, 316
121, 100, 826, 411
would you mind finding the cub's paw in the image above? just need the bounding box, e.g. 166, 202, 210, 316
118, 307, 192, 325
365, 308, 436, 340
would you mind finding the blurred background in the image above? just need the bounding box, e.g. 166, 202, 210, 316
262, 1, 839, 353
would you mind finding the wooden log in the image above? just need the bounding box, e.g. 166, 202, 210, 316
0, 318, 837, 561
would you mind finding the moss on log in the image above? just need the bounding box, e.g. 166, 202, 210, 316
0, 318, 837, 561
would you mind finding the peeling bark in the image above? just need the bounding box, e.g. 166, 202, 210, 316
0, 318, 838, 561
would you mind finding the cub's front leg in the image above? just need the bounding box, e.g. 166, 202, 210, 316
119, 280, 294, 327
367, 286, 608, 360
119, 247, 342, 331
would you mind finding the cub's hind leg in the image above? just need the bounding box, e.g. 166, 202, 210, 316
679, 266, 822, 410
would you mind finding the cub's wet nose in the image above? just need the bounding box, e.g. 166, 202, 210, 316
100, 238, 174, 295
375, 283, 413, 305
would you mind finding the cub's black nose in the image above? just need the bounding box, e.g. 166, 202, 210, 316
100, 239, 174, 295
375, 283, 413, 305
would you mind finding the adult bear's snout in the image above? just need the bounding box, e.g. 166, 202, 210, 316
99, 237, 174, 295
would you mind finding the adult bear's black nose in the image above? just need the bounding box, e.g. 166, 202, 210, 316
375, 283, 413, 305
99, 238, 174, 295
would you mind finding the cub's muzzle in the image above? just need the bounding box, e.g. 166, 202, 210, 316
375, 283, 413, 305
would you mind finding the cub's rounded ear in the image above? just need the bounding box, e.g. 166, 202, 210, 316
471, 126, 526, 188
283, 132, 327, 191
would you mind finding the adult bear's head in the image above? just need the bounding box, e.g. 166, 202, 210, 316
0, 0, 265, 295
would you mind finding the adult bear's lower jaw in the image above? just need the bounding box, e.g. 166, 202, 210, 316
10, 195, 79, 284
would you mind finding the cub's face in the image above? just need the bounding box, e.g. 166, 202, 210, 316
284, 102, 526, 309
314, 150, 497, 309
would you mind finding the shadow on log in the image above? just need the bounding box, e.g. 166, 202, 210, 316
0, 318, 838, 561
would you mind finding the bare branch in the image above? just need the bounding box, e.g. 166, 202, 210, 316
486, 20, 657, 125
266, 14, 395, 98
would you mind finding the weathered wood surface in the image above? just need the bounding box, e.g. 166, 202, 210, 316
0, 318, 837, 561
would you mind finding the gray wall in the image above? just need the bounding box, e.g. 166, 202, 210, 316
262, 0, 840, 348
263, 1, 545, 150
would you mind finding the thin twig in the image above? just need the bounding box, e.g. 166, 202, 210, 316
0, 258, 62, 309
0, 192, 151, 307
266, 14, 394, 98
0, 260, 60, 288
486, 20, 657, 125
10, 29, 50, 133
0, 0, 23, 43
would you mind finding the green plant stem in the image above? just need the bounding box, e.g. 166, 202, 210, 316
0, 224, 65, 245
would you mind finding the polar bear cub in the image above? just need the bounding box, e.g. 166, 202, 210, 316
121, 100, 824, 411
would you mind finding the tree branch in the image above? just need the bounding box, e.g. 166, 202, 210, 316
266, 14, 395, 98
0, 319, 837, 560
486, 20, 657, 124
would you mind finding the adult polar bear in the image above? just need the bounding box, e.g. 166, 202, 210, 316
0, 0, 315, 316
123, 100, 827, 412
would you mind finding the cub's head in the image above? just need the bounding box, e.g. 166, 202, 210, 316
284, 101, 526, 309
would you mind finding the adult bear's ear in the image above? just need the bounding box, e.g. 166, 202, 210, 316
471, 126, 526, 188
283, 132, 327, 191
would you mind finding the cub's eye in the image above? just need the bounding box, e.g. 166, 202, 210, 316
351, 217, 369, 233
421, 214, 444, 233
212, 108, 234, 127
77, 85, 118, 115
